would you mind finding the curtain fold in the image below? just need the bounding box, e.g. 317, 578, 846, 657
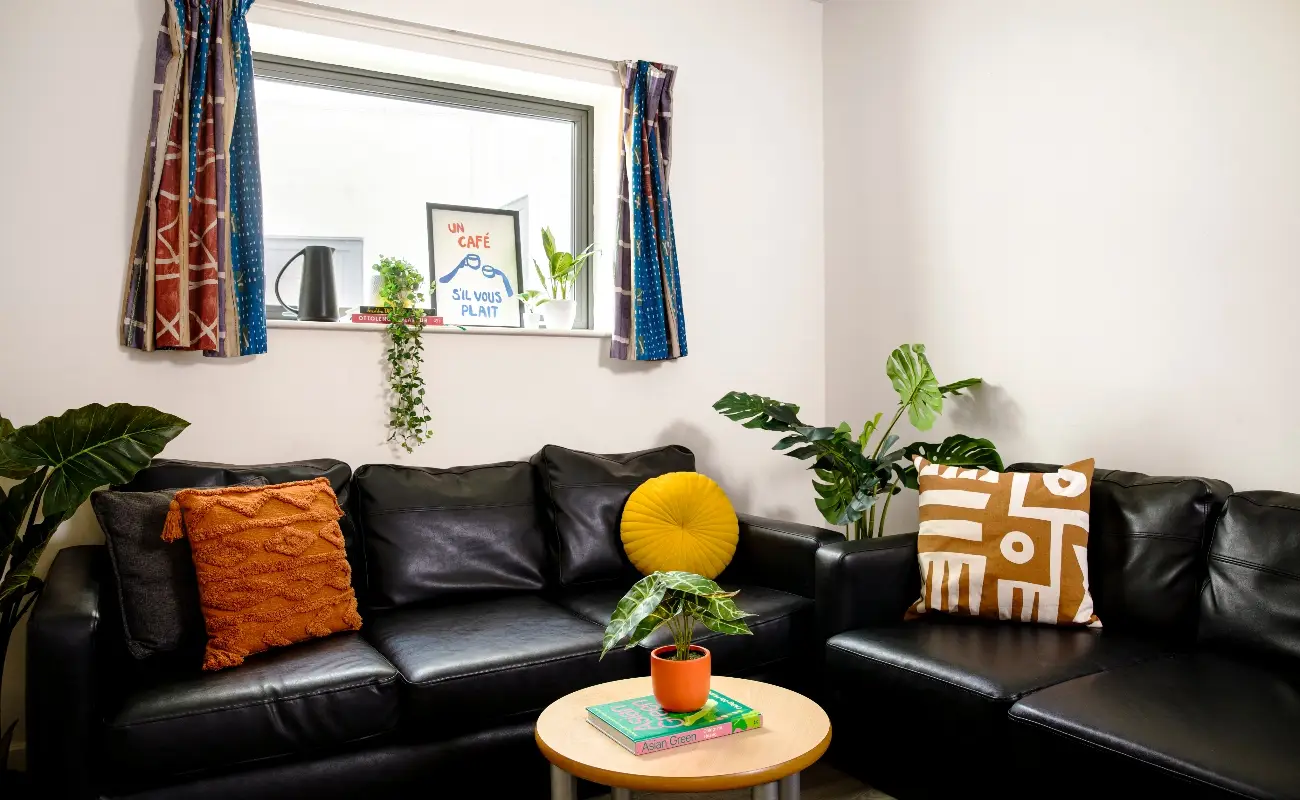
611, 60, 687, 361
121, 0, 266, 357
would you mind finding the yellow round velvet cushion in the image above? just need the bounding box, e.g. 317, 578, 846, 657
621, 472, 739, 579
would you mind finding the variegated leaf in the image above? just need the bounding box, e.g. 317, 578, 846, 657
657, 571, 724, 597
601, 574, 667, 657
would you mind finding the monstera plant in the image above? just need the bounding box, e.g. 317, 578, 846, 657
0, 403, 188, 773
715, 343, 1002, 540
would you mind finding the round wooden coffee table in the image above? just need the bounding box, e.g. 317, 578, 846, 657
535, 676, 830, 799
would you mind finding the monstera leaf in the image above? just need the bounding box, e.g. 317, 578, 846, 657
886, 344, 944, 431
713, 392, 802, 432
0, 403, 189, 519
896, 434, 1005, 490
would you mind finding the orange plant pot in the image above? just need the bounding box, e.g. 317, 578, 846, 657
650, 645, 712, 712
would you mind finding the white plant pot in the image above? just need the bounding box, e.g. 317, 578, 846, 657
540, 299, 578, 330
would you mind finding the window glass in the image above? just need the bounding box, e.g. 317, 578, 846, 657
256, 74, 581, 321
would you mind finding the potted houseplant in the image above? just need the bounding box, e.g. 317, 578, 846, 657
715, 343, 1003, 539
532, 227, 596, 330
0, 403, 187, 788
600, 571, 753, 712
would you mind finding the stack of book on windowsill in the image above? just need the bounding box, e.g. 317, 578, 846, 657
586, 690, 763, 755
350, 306, 443, 326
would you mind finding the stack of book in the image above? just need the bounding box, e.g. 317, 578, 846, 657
350, 306, 443, 326
585, 690, 762, 755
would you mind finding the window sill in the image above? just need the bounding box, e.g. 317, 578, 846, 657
266, 318, 610, 339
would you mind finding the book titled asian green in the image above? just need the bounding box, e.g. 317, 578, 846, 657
585, 690, 763, 755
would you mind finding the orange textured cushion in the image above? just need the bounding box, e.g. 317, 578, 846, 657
162, 477, 362, 670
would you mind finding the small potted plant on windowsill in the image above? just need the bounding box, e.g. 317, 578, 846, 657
532, 227, 596, 330
600, 571, 753, 712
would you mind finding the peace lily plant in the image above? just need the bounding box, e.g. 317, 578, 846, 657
530, 227, 596, 330
715, 343, 1003, 540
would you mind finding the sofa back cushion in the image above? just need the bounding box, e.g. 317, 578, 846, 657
532, 444, 695, 587
1007, 464, 1231, 638
353, 462, 546, 610
118, 458, 363, 594
1199, 491, 1300, 664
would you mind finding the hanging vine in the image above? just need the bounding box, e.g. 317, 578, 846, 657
374, 255, 432, 452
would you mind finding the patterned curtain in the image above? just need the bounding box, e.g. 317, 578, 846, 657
611, 61, 687, 361
121, 0, 267, 357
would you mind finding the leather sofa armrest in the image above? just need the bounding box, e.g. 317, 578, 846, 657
723, 513, 845, 598
27, 545, 108, 799
815, 533, 920, 638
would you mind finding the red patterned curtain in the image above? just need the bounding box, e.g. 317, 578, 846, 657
121, 0, 266, 356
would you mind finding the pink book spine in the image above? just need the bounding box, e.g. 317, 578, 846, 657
633, 721, 737, 755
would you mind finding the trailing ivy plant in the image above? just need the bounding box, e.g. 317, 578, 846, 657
714, 344, 1003, 540
374, 255, 432, 452
600, 571, 753, 662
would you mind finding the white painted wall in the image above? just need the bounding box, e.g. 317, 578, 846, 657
0, 0, 825, 749
825, 0, 1300, 533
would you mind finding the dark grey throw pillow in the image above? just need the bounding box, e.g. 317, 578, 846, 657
92, 476, 268, 660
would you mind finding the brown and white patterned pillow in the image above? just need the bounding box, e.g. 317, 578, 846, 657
908, 457, 1101, 628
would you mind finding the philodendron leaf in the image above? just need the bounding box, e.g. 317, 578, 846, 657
886, 344, 943, 432
0, 403, 189, 519
602, 573, 667, 657
938, 378, 982, 397
0, 416, 13, 440
904, 434, 1004, 472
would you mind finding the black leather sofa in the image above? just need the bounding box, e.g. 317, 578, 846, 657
817, 464, 1300, 800
27, 446, 843, 799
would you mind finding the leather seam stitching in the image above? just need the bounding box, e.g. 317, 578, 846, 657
365, 501, 535, 515
1207, 553, 1300, 583
1009, 715, 1256, 799
742, 522, 829, 543
825, 641, 1008, 701
110, 675, 398, 729
402, 649, 598, 687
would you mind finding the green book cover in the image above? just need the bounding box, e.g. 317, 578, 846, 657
586, 690, 763, 755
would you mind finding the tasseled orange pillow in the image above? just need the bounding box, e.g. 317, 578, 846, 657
162, 477, 363, 671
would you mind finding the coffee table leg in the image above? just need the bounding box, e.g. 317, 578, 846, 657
752, 783, 778, 800
779, 772, 800, 799
611, 789, 632, 800
549, 765, 577, 800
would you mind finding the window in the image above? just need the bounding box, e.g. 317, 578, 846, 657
254, 55, 595, 328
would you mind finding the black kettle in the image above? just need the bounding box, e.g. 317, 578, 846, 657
274, 245, 339, 321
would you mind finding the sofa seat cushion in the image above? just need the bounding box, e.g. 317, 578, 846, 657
104, 633, 400, 784
555, 584, 815, 676
826, 618, 1165, 703
1010, 653, 1300, 799
364, 595, 639, 729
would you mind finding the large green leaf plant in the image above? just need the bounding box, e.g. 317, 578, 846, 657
714, 344, 1002, 539
600, 572, 753, 662
0, 403, 187, 770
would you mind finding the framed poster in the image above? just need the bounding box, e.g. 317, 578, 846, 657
426, 203, 524, 328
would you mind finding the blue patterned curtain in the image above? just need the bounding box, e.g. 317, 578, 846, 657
121, 0, 266, 356
611, 61, 687, 361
